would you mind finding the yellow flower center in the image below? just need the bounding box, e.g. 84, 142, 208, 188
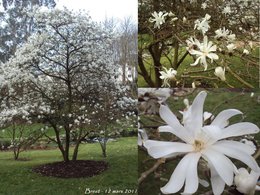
193, 140, 205, 152
202, 51, 208, 56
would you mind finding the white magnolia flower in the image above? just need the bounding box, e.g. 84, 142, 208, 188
251, 92, 255, 97
168, 11, 175, 17
192, 82, 196, 88
189, 36, 219, 70
144, 91, 259, 195
222, 6, 231, 15
183, 16, 187, 23
214, 66, 226, 81
234, 168, 260, 194
194, 14, 211, 34
149, 11, 168, 29
243, 49, 250, 55
227, 34, 236, 42
159, 67, 177, 87
215, 28, 229, 39
215, 27, 236, 41
227, 43, 236, 52
180, 99, 214, 124
201, 3, 207, 9
168, 11, 178, 22
186, 37, 200, 51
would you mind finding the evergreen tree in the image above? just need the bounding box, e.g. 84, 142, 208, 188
0, 0, 56, 62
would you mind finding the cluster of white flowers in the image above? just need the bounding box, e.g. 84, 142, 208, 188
214, 27, 236, 42
142, 0, 258, 88
194, 14, 211, 35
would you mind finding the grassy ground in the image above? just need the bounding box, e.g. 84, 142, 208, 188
139, 89, 260, 194
0, 137, 137, 195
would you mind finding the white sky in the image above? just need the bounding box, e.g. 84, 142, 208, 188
55, 0, 137, 22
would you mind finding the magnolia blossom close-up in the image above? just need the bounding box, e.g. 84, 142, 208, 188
189, 36, 219, 70
144, 91, 260, 195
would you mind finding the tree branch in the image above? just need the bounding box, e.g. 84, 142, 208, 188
138, 158, 165, 184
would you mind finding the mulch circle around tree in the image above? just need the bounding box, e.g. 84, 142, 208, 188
32, 160, 108, 178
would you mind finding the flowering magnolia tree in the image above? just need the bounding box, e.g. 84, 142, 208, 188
0, 8, 136, 162
138, 89, 260, 195
138, 0, 259, 88
0, 100, 44, 160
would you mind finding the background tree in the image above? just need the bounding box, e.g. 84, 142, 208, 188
0, 63, 44, 160
103, 16, 138, 86
0, 0, 56, 62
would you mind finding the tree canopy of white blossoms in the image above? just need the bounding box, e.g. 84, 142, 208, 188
144, 91, 260, 195
0, 7, 136, 162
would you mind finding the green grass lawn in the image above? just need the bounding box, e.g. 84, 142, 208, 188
0, 123, 57, 140
0, 137, 137, 195
139, 89, 260, 194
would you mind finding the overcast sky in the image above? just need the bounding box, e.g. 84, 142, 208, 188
55, 0, 137, 22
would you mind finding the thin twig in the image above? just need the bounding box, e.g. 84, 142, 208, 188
225, 66, 254, 88
181, 75, 219, 80
183, 67, 216, 74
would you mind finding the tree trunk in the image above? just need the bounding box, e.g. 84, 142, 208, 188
63, 44, 72, 163
64, 126, 70, 162
148, 43, 163, 87
173, 41, 179, 69
72, 144, 79, 161
138, 55, 155, 87
99, 140, 107, 158
49, 121, 68, 162
72, 127, 84, 161
14, 148, 19, 160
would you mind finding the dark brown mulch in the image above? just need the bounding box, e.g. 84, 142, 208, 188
32, 160, 108, 178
